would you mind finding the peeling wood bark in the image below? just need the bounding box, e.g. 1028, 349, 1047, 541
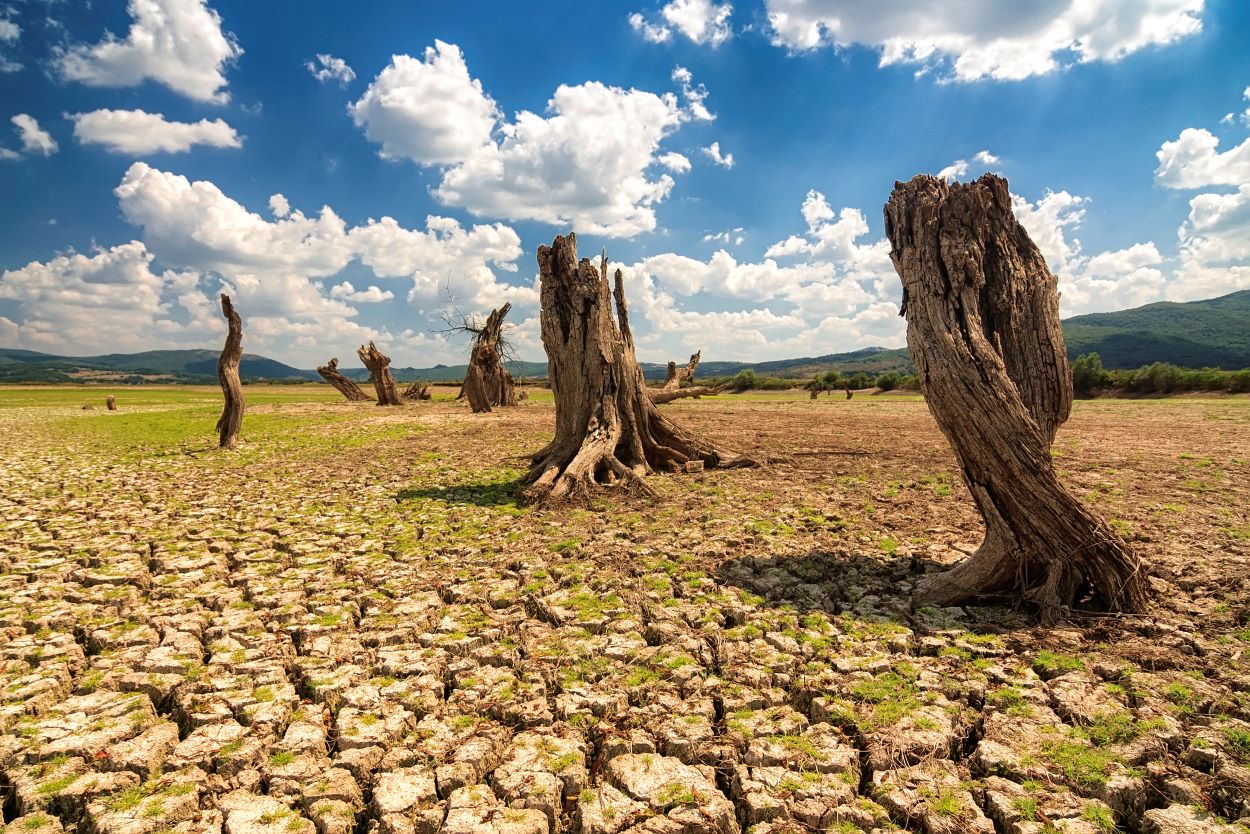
357, 341, 402, 406
884, 173, 1149, 622
523, 233, 752, 504
317, 357, 372, 402
216, 293, 244, 449
462, 303, 517, 413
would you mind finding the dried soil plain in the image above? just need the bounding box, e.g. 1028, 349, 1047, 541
2, 386, 1249, 834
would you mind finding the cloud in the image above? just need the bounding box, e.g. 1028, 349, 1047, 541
1155, 127, 1250, 189
936, 149, 1000, 180
0, 12, 20, 73
102, 162, 534, 364
764, 0, 1204, 82
631, 0, 733, 46
672, 66, 715, 121
9, 114, 57, 156
353, 43, 710, 238
70, 109, 241, 154
658, 152, 692, 173
52, 0, 242, 103
0, 241, 215, 353
702, 141, 734, 168
329, 281, 394, 303
349, 41, 499, 166
306, 53, 355, 85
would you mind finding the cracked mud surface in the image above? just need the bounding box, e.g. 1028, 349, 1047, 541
2, 387, 1250, 834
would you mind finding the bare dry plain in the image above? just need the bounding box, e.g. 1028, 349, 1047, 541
2, 386, 1249, 834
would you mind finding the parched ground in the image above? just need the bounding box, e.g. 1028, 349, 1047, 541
2, 386, 1249, 834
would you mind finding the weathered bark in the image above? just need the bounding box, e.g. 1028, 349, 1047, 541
884, 173, 1148, 622
649, 350, 724, 404
462, 303, 517, 413
216, 293, 244, 449
401, 381, 431, 401
357, 342, 402, 406
317, 357, 372, 402
524, 234, 751, 503
106, 395, 117, 411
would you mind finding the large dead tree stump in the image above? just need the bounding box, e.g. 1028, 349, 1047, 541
216, 293, 244, 449
884, 173, 1149, 622
357, 342, 402, 406
462, 303, 517, 413
318, 357, 372, 402
523, 234, 751, 503
106, 395, 117, 411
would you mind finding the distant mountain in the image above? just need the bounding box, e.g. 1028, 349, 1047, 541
0, 347, 315, 383
1062, 289, 1250, 369
1, 290, 1247, 384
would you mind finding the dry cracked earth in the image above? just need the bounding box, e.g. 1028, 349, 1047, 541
2, 388, 1249, 834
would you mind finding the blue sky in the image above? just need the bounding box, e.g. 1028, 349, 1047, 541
1, 0, 1248, 369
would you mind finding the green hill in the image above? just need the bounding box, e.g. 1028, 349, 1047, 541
1062, 290, 1250, 369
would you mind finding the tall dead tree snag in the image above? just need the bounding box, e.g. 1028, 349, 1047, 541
884, 174, 1148, 622
523, 234, 751, 503
318, 357, 372, 402
357, 342, 402, 406
216, 293, 244, 449
462, 302, 517, 413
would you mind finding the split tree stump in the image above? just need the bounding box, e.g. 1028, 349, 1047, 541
462, 302, 517, 413
318, 357, 372, 402
357, 342, 402, 406
523, 234, 750, 503
884, 173, 1149, 622
216, 293, 244, 449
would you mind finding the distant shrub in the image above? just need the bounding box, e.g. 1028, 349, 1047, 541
1071, 353, 1110, 397
875, 372, 901, 391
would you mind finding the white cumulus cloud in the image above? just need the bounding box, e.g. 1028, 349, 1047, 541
71, 109, 241, 154
631, 0, 733, 46
353, 43, 709, 237
764, 0, 1204, 82
329, 281, 394, 303
52, 0, 242, 103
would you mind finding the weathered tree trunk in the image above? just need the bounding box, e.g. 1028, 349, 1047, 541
884, 173, 1149, 622
357, 342, 402, 406
649, 350, 724, 404
810, 388, 818, 400
462, 303, 517, 413
524, 234, 751, 503
844, 387, 852, 400
401, 381, 431, 401
318, 357, 372, 402
106, 395, 117, 411
216, 293, 244, 449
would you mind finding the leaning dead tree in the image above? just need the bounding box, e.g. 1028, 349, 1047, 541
649, 350, 726, 405
523, 234, 751, 503
317, 357, 372, 402
884, 173, 1148, 622
460, 303, 517, 413
401, 381, 431, 401
357, 342, 402, 406
216, 293, 244, 449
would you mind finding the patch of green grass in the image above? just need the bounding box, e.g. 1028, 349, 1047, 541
269, 751, 295, 767
1033, 650, 1085, 676
1040, 737, 1118, 789
931, 790, 962, 817
1081, 803, 1118, 833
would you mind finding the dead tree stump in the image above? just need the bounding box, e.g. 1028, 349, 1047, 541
462, 303, 517, 413
884, 173, 1149, 622
649, 350, 724, 404
318, 357, 372, 402
523, 234, 751, 503
401, 381, 431, 401
357, 342, 402, 406
106, 395, 117, 411
216, 293, 244, 449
